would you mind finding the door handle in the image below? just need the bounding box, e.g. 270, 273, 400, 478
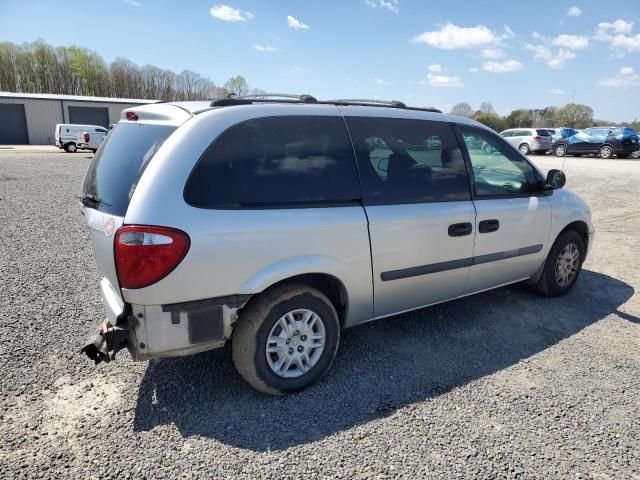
448, 222, 473, 237
479, 219, 500, 233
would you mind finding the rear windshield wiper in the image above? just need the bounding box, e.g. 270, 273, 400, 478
77, 194, 111, 208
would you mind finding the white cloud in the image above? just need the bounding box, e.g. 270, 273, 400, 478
552, 34, 589, 49
427, 64, 444, 72
412, 23, 498, 49
567, 6, 583, 17
595, 20, 640, 53
427, 72, 463, 87
525, 44, 576, 69
374, 78, 389, 85
210, 4, 254, 22
254, 45, 279, 52
549, 88, 566, 95
468, 67, 479, 72
599, 66, 640, 87
480, 48, 504, 59
503, 25, 515, 38
531, 31, 545, 41
122, 0, 140, 6
364, 0, 399, 13
287, 15, 309, 30
482, 59, 523, 73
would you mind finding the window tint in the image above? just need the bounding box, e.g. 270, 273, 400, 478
536, 129, 551, 136
185, 116, 361, 208
500, 131, 512, 137
346, 117, 470, 205
459, 126, 542, 197
83, 123, 176, 216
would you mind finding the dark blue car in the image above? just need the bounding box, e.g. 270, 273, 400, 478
553, 127, 640, 159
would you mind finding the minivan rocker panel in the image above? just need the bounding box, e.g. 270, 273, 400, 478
81, 98, 594, 394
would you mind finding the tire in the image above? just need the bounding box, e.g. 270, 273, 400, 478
533, 230, 585, 297
232, 283, 340, 395
631, 150, 640, 159
64, 142, 77, 153
554, 144, 566, 157
599, 145, 613, 159
519, 143, 531, 155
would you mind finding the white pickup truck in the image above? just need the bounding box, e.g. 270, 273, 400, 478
76, 128, 108, 153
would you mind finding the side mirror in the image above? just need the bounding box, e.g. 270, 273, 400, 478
546, 169, 566, 189
378, 157, 389, 172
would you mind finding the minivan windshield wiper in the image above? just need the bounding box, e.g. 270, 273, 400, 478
78, 194, 112, 208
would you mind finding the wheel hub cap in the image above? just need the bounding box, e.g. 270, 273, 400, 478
555, 243, 579, 287
266, 309, 326, 378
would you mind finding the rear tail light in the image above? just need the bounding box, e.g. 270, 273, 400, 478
532, 135, 542, 140
114, 225, 190, 289
83, 133, 90, 142
126, 112, 139, 121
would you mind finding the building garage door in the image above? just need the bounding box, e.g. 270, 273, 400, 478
0, 103, 29, 144
68, 106, 109, 127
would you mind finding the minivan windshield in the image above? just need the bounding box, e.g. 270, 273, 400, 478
82, 122, 176, 216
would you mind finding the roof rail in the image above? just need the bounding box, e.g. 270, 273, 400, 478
329, 98, 407, 108
210, 93, 317, 107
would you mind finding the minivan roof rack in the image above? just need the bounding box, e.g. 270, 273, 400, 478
208, 93, 442, 113
210, 93, 317, 107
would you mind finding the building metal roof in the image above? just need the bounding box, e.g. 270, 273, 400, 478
0, 91, 156, 104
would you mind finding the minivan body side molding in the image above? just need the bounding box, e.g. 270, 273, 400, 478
380, 244, 543, 282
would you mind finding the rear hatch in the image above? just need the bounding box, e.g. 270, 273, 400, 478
535, 129, 553, 145
80, 121, 178, 300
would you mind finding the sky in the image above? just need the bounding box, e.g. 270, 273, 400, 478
1, 0, 639, 121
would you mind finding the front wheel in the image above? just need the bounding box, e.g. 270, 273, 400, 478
232, 284, 340, 395
533, 230, 585, 297
554, 145, 566, 157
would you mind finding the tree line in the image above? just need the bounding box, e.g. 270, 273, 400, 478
0, 40, 254, 101
449, 102, 640, 133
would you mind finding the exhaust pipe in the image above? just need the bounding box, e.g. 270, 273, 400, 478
81, 320, 130, 364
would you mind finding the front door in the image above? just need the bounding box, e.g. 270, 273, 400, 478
457, 125, 552, 292
343, 112, 476, 317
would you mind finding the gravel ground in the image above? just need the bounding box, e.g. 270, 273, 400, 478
0, 150, 638, 479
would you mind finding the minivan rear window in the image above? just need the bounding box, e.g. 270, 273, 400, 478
82, 123, 176, 216
536, 129, 551, 136
184, 116, 361, 208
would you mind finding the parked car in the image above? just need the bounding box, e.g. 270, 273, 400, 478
76, 129, 108, 153
499, 128, 553, 154
553, 127, 640, 159
547, 127, 579, 143
79, 95, 594, 395
55, 124, 108, 153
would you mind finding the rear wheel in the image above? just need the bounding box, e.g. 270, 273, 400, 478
519, 143, 531, 155
64, 142, 77, 153
631, 150, 640, 159
599, 145, 613, 159
232, 283, 340, 395
533, 230, 584, 297
554, 144, 566, 157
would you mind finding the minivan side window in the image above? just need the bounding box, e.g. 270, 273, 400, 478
345, 117, 471, 205
185, 116, 361, 208
459, 126, 542, 197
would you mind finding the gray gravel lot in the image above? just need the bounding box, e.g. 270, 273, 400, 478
0, 150, 639, 479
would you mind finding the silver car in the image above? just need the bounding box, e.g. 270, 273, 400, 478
80, 95, 594, 395
500, 128, 553, 155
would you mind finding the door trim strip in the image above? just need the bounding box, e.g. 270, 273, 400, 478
380, 244, 543, 282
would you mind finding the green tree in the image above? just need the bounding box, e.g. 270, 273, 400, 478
224, 75, 249, 96
504, 109, 533, 128
556, 103, 594, 128
472, 111, 506, 132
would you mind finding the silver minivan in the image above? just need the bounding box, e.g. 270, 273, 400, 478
80, 95, 594, 394
500, 128, 553, 155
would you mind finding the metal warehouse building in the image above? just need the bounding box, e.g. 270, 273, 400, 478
0, 92, 155, 145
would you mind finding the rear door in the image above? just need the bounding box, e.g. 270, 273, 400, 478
457, 125, 552, 291
81, 122, 177, 299
344, 113, 476, 317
